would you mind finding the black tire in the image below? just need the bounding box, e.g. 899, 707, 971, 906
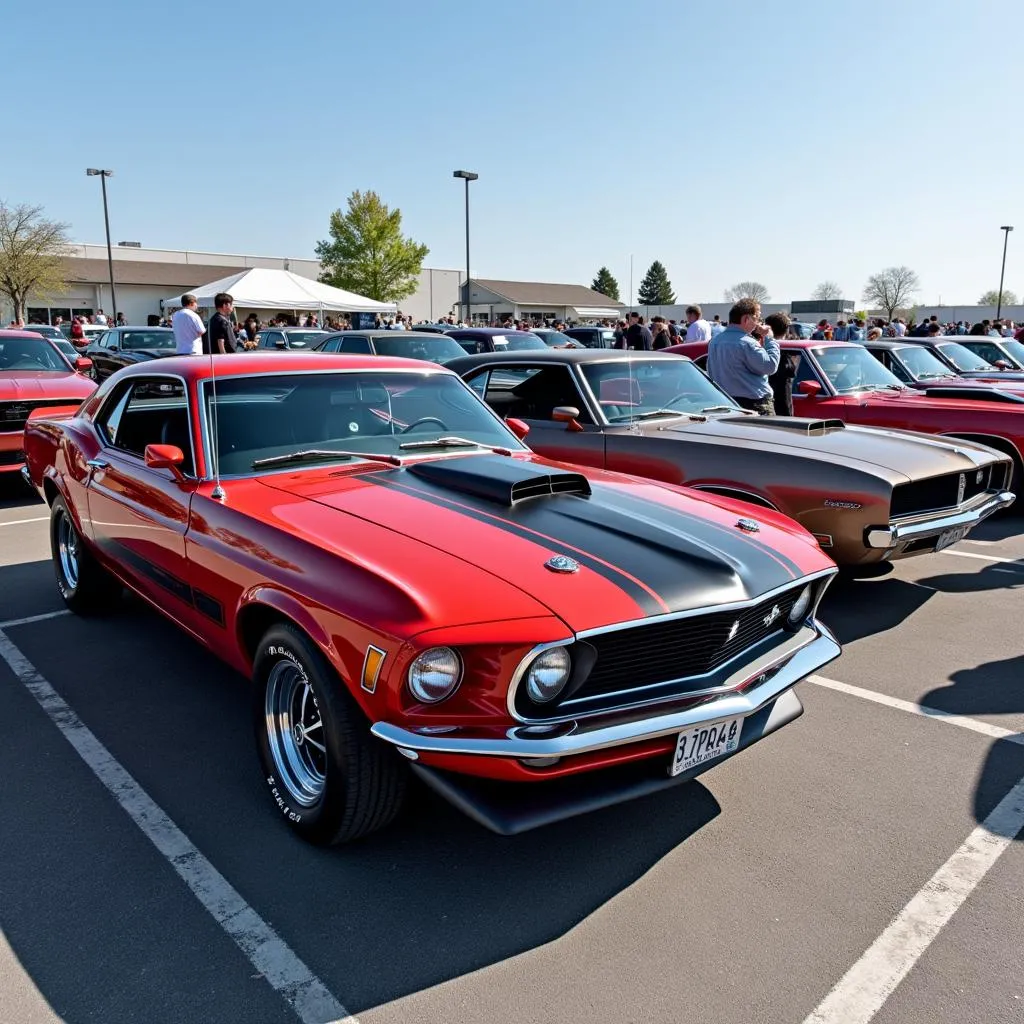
253, 624, 408, 845
50, 495, 121, 614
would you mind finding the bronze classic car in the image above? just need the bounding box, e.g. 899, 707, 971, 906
447, 350, 1015, 568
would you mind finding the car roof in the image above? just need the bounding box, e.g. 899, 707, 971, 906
449, 327, 532, 336
278, 327, 326, 333
110, 325, 172, 331
0, 329, 57, 340
113, 353, 452, 381
445, 349, 692, 370
320, 331, 457, 341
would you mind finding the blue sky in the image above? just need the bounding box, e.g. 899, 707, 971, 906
6, 0, 1022, 306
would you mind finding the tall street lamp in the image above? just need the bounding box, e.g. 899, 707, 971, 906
997, 225, 1014, 320
453, 170, 478, 324
86, 168, 118, 324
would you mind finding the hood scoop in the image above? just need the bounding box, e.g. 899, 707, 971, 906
406, 455, 591, 506
922, 386, 1020, 404
734, 417, 846, 435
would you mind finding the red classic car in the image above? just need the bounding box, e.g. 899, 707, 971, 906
0, 330, 96, 474
670, 338, 1024, 495
24, 353, 840, 843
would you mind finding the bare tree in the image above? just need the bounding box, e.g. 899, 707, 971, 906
0, 202, 72, 322
811, 280, 843, 300
863, 266, 921, 321
723, 281, 770, 303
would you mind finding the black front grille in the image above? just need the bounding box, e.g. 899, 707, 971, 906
0, 399, 81, 434
891, 467, 993, 518
577, 589, 801, 700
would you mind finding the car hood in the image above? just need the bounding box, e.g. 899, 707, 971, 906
0, 371, 96, 400
855, 387, 1024, 414
259, 454, 829, 634
651, 413, 1003, 478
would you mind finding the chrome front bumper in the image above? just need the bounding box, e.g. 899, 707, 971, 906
866, 490, 1016, 550
371, 624, 841, 760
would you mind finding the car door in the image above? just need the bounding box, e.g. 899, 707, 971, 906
788, 348, 853, 416
85, 375, 202, 634
85, 332, 116, 380
466, 364, 606, 467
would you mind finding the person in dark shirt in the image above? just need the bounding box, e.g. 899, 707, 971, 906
624, 311, 654, 350
206, 292, 238, 354
765, 311, 795, 416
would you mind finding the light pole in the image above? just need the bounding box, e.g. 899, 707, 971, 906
997, 225, 1014, 320
453, 170, 478, 324
86, 169, 118, 324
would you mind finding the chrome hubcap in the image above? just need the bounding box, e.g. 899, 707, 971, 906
57, 513, 80, 590
265, 660, 326, 807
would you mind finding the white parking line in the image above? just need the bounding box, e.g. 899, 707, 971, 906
0, 516, 48, 528
0, 628, 356, 1024
808, 676, 1024, 746
0, 610, 71, 629
940, 550, 1024, 568
803, 771, 1024, 1024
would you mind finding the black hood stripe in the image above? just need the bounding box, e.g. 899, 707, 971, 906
369, 475, 668, 616
593, 483, 805, 579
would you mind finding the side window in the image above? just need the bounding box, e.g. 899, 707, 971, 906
792, 352, 823, 386
886, 355, 913, 383
97, 379, 194, 473
261, 331, 281, 349
485, 366, 591, 423
95, 332, 111, 348
465, 370, 490, 398
967, 341, 1002, 364
339, 336, 372, 354
320, 337, 342, 353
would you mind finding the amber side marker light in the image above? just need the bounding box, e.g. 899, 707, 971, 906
361, 646, 387, 693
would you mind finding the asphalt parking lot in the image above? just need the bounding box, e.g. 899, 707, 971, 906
1, 479, 1022, 1024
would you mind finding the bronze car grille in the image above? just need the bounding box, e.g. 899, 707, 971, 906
0, 399, 82, 434
514, 587, 805, 720
890, 466, 997, 518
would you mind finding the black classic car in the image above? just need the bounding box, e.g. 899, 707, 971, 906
83, 327, 177, 381
444, 327, 548, 354
313, 330, 468, 365
252, 328, 328, 350
564, 326, 619, 348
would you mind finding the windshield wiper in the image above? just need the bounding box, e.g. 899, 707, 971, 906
252, 448, 403, 469
398, 435, 513, 454
699, 405, 739, 414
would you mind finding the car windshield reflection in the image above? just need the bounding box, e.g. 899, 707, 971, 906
896, 346, 957, 379
814, 347, 905, 393
936, 342, 995, 372
580, 359, 739, 421
203, 370, 524, 476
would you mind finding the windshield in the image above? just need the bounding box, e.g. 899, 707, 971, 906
580, 359, 738, 420
493, 332, 547, 352
371, 335, 468, 365
24, 325, 62, 339
203, 370, 524, 476
814, 346, 904, 393
935, 342, 994, 372
896, 346, 957, 379
283, 331, 326, 348
122, 331, 176, 351
999, 339, 1024, 367
0, 335, 72, 371
537, 331, 577, 348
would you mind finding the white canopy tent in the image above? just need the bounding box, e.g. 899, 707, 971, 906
161, 267, 397, 314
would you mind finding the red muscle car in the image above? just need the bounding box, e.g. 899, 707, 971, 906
0, 330, 96, 474
670, 338, 1024, 496
24, 353, 840, 843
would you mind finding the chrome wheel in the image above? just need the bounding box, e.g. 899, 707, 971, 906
57, 512, 80, 591
264, 659, 327, 807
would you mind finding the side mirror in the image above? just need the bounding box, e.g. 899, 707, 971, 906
505, 417, 530, 440
74, 356, 93, 373
144, 443, 186, 480
552, 405, 584, 432
798, 380, 823, 397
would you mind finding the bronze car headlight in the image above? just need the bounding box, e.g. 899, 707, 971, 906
787, 585, 813, 627
524, 647, 572, 703
407, 647, 462, 703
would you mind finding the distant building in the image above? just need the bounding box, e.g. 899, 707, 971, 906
463, 279, 623, 324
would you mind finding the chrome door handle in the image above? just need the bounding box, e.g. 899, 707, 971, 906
86, 458, 110, 470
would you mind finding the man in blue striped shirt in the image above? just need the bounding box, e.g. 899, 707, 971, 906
706, 298, 781, 415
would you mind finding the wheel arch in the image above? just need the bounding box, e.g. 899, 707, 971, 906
236, 589, 335, 673
689, 484, 779, 511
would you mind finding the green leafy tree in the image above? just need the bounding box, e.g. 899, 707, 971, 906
637, 260, 675, 306
811, 280, 843, 300
979, 288, 1018, 306
591, 266, 620, 300
724, 281, 770, 303
0, 201, 71, 321
315, 190, 429, 302
863, 265, 920, 321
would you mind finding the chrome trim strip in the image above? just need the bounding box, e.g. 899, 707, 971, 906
867, 490, 1015, 548
372, 625, 841, 758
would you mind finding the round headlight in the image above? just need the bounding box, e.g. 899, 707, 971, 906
788, 585, 813, 627
525, 647, 572, 704
408, 647, 462, 704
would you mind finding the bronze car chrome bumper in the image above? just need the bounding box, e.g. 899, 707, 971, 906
371, 624, 841, 759
866, 490, 1016, 550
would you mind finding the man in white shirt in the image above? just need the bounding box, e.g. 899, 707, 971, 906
172, 293, 206, 355
684, 304, 712, 342
94, 309, 108, 325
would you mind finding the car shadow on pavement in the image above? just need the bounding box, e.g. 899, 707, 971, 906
922, 655, 1024, 837
0, 583, 726, 1017
916, 561, 1024, 595
818, 574, 933, 644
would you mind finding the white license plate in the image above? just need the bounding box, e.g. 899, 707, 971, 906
670, 716, 744, 777
935, 525, 970, 552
